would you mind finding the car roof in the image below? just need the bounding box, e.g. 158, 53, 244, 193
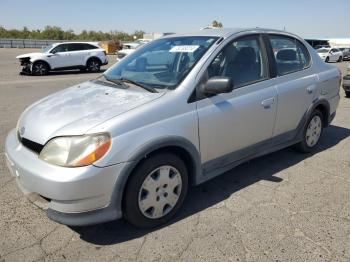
165, 28, 298, 39
53, 42, 100, 46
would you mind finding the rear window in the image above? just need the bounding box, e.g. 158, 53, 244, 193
68, 43, 86, 51
84, 44, 99, 50
269, 35, 311, 76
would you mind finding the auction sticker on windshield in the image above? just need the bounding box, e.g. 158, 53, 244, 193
170, 45, 199, 53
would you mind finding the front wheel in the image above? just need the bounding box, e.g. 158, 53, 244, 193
32, 61, 49, 75
345, 91, 350, 98
338, 56, 343, 62
86, 58, 101, 73
294, 109, 323, 153
124, 153, 188, 228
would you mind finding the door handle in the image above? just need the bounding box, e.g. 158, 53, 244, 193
261, 98, 275, 109
306, 85, 316, 94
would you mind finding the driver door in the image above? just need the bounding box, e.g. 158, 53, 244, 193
196, 34, 277, 173
49, 44, 70, 68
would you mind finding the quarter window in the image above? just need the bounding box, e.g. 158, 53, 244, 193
269, 35, 311, 76
207, 35, 268, 88
84, 44, 98, 50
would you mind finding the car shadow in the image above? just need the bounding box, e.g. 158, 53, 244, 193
71, 124, 350, 245
47, 69, 107, 76
20, 69, 106, 76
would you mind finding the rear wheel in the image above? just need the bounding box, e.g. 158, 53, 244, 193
294, 109, 323, 153
86, 58, 101, 72
124, 153, 188, 228
325, 57, 329, 63
338, 56, 343, 62
32, 61, 49, 75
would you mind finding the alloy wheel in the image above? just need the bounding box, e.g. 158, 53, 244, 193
33, 63, 48, 75
89, 60, 100, 72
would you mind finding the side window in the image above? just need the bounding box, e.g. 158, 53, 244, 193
67, 43, 85, 51
51, 44, 68, 53
207, 35, 268, 88
269, 35, 311, 76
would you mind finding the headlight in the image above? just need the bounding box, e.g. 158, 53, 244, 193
39, 133, 111, 167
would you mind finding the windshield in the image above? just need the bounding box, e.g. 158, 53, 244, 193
104, 36, 218, 90
317, 49, 329, 53
42, 44, 55, 53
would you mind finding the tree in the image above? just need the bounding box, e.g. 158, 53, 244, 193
0, 25, 145, 41
212, 20, 223, 28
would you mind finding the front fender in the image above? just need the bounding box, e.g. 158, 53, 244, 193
106, 136, 202, 216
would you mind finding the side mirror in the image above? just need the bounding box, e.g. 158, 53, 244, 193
201, 77, 233, 95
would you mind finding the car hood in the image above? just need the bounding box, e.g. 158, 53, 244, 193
16, 52, 45, 59
17, 80, 164, 145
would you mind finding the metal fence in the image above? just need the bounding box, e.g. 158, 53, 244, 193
0, 39, 79, 48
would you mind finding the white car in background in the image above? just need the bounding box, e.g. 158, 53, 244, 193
116, 39, 151, 61
317, 47, 343, 63
122, 39, 151, 49
16, 42, 108, 75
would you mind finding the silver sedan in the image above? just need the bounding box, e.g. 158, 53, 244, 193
5, 28, 340, 228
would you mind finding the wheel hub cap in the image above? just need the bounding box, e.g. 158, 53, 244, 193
138, 165, 182, 219
306, 115, 322, 147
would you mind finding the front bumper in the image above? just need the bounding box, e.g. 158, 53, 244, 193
5, 129, 125, 225
343, 76, 350, 91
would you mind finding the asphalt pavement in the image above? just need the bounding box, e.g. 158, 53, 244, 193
0, 48, 349, 262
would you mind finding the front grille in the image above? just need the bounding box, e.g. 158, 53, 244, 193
19, 136, 44, 154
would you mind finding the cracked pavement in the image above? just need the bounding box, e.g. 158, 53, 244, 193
0, 49, 349, 262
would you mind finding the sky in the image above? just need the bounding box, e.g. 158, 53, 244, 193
1, 0, 349, 38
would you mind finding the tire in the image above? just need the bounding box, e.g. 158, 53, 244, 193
325, 57, 329, 63
124, 153, 188, 228
32, 61, 49, 75
294, 109, 323, 153
345, 91, 350, 98
338, 56, 343, 62
86, 58, 101, 72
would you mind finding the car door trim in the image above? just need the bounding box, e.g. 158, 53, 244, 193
198, 98, 330, 184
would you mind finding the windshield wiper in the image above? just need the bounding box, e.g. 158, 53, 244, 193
118, 78, 158, 93
99, 75, 158, 93
98, 75, 125, 86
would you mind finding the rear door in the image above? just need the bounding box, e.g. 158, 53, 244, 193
66, 43, 86, 66
196, 34, 277, 171
267, 34, 316, 137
